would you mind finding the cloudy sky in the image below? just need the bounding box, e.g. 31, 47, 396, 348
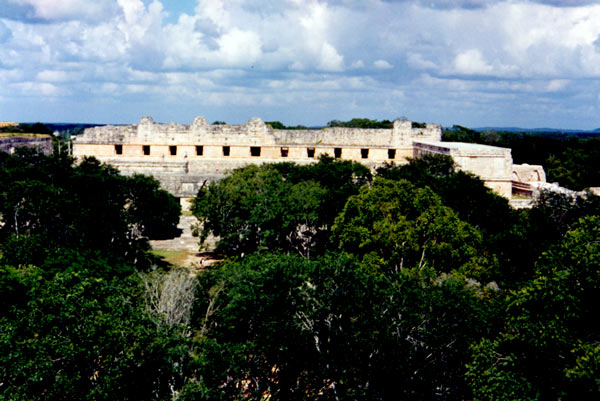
1, 0, 600, 128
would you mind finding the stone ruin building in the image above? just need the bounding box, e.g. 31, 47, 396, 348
0, 136, 53, 155
72, 116, 546, 208
0, 121, 53, 155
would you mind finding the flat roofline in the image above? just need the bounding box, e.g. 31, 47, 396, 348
415, 140, 510, 151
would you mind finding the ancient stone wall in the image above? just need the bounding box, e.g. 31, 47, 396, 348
74, 117, 543, 205
512, 163, 546, 183
74, 116, 441, 198
78, 116, 442, 148
510, 164, 549, 201
0, 135, 53, 155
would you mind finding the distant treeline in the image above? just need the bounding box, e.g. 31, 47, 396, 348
265, 121, 309, 130
325, 118, 428, 129
0, 122, 104, 137
0, 123, 53, 136
45, 123, 104, 136
444, 125, 600, 190
265, 118, 396, 130
327, 118, 393, 129
233, 118, 429, 130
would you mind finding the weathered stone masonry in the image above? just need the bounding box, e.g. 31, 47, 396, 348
73, 117, 440, 196
0, 135, 53, 155
73, 116, 544, 206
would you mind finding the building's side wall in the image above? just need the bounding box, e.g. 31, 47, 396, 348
413, 141, 514, 198
482, 180, 513, 199
451, 152, 512, 180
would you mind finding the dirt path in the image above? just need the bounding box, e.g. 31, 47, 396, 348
150, 215, 221, 268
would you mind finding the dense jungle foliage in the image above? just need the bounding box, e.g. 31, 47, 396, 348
1, 144, 600, 400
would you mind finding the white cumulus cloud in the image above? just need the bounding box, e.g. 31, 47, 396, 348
318, 42, 345, 71
3, 0, 600, 129
454, 49, 493, 75
374, 59, 393, 69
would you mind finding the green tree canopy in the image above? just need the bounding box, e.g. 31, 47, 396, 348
192, 156, 371, 257
0, 150, 181, 274
186, 253, 495, 400
0, 267, 189, 400
467, 216, 600, 400
327, 118, 393, 129
332, 177, 485, 276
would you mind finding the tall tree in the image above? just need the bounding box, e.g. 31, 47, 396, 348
0, 268, 190, 400
467, 216, 600, 400
185, 253, 495, 400
0, 150, 181, 273
332, 177, 485, 277
192, 157, 371, 257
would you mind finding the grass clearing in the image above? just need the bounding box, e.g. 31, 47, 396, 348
0, 133, 52, 138
151, 249, 192, 267
512, 194, 532, 200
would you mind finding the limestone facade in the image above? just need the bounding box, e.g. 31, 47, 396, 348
72, 116, 545, 204
73, 117, 442, 198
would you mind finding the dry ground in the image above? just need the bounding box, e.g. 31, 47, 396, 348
150, 215, 221, 268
